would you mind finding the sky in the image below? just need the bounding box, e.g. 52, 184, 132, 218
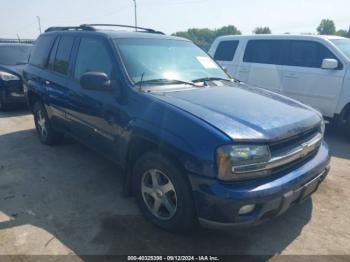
0, 0, 349, 39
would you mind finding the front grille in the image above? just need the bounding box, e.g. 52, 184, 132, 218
268, 126, 322, 175
269, 126, 320, 156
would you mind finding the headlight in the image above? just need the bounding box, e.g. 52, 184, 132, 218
216, 144, 271, 181
0, 71, 20, 81
320, 118, 326, 137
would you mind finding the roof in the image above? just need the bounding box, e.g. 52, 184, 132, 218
215, 34, 348, 41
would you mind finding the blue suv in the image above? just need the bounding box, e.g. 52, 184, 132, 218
23, 25, 330, 231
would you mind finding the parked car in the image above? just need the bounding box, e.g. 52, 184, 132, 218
23, 25, 330, 231
0, 43, 33, 111
209, 35, 350, 133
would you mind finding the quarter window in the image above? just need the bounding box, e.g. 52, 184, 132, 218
243, 40, 285, 65
74, 38, 113, 80
214, 40, 239, 61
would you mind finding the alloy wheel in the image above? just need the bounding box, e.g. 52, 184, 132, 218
36, 110, 48, 138
141, 169, 177, 220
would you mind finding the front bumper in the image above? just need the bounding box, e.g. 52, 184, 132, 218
1, 80, 26, 105
189, 141, 330, 229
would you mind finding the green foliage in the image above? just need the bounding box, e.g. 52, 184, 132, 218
317, 19, 336, 35
336, 29, 348, 37
253, 27, 271, 34
173, 25, 241, 50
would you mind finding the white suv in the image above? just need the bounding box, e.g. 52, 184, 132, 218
209, 35, 350, 132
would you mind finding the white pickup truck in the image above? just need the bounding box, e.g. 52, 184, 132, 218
209, 35, 350, 133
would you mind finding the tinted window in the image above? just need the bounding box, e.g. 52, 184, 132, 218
243, 40, 285, 65
29, 35, 55, 68
287, 40, 339, 68
74, 38, 113, 80
214, 40, 239, 61
53, 36, 74, 75
0, 46, 32, 65
47, 37, 59, 70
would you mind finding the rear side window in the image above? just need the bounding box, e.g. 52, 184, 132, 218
29, 35, 55, 68
243, 40, 285, 65
214, 40, 239, 61
287, 40, 340, 68
53, 36, 75, 75
74, 38, 113, 80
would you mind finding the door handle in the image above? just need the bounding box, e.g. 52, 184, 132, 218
284, 73, 298, 79
239, 67, 249, 73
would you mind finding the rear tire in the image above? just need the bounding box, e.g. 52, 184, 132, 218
133, 152, 197, 232
33, 102, 64, 145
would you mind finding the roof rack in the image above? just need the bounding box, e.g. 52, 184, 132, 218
80, 24, 164, 34
44, 24, 164, 34
45, 25, 95, 32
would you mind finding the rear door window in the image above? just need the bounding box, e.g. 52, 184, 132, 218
53, 36, 75, 75
214, 40, 239, 61
29, 35, 55, 68
286, 40, 340, 69
243, 40, 285, 65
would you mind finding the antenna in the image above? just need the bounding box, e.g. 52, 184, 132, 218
139, 72, 145, 91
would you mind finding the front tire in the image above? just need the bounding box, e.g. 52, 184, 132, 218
133, 152, 197, 232
33, 102, 64, 145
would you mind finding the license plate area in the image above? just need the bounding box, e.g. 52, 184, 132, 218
278, 170, 326, 215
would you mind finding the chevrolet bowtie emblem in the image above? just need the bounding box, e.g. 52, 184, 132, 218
301, 142, 313, 157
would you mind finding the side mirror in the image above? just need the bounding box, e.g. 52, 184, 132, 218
321, 58, 338, 70
80, 72, 111, 90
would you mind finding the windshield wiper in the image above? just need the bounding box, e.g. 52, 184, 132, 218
134, 78, 199, 87
192, 77, 233, 83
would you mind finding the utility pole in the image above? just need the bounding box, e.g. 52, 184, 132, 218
36, 16, 42, 34
133, 0, 137, 31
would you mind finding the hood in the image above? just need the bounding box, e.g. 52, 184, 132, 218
0, 64, 25, 79
150, 84, 321, 142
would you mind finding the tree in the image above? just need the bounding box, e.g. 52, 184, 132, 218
347, 26, 350, 38
215, 25, 241, 37
317, 19, 336, 35
173, 25, 241, 50
253, 26, 271, 34
336, 29, 348, 37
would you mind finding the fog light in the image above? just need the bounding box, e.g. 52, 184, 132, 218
239, 204, 255, 215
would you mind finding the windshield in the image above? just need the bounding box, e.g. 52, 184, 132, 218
331, 39, 350, 60
114, 38, 229, 85
0, 45, 32, 65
